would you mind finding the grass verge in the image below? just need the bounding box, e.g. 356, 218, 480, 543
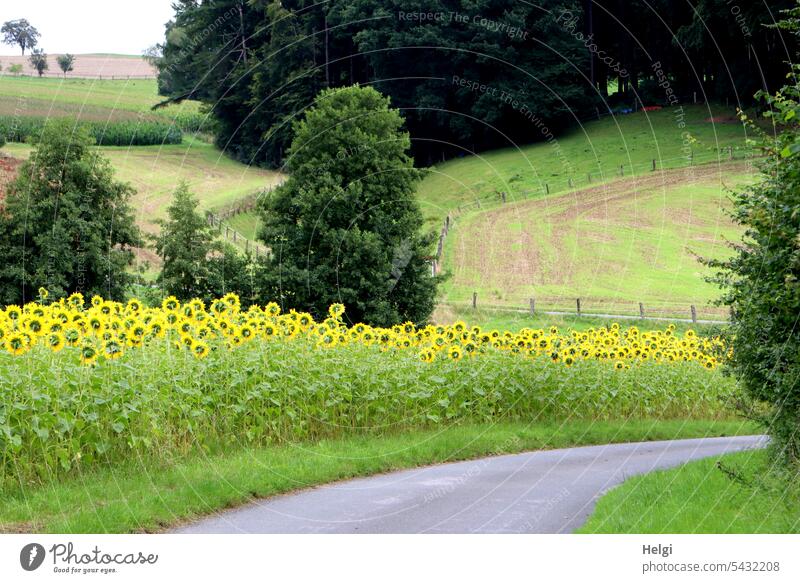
579, 447, 800, 533
0, 419, 757, 534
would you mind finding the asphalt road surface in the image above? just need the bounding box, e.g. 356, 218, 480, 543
173, 435, 766, 534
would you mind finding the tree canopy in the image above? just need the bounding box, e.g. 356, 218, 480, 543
0, 120, 141, 304
1, 19, 40, 55
28, 49, 48, 77
56, 53, 75, 77
154, 0, 797, 169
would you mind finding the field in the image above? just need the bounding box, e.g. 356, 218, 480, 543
439, 165, 752, 319
416, 105, 753, 229
414, 106, 758, 320
0, 53, 155, 78
0, 75, 206, 132
0, 290, 749, 531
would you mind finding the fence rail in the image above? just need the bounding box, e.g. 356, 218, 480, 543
452, 296, 731, 325
205, 210, 270, 258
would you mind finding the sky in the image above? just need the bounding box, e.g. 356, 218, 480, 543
0, 0, 176, 55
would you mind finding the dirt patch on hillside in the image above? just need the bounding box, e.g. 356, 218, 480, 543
0, 153, 22, 203
450, 161, 749, 310
0, 54, 155, 78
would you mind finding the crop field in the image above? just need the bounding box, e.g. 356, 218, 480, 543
438, 163, 753, 319
0, 53, 155, 78
0, 76, 206, 132
0, 292, 738, 485
416, 105, 754, 229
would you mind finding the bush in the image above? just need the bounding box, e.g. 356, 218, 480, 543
708, 80, 800, 464
0, 115, 182, 146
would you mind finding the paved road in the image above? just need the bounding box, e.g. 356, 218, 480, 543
173, 435, 766, 534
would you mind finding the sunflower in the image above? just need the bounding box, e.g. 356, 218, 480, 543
81, 342, 99, 365
5, 332, 28, 356
193, 341, 209, 359
448, 345, 463, 361
47, 332, 65, 352
103, 339, 124, 360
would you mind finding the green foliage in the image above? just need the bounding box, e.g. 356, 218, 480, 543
0, 115, 182, 146
1, 19, 39, 55
0, 338, 738, 484
153, 182, 221, 300
7, 64, 22, 76
28, 48, 47, 76
707, 76, 800, 464
56, 53, 75, 77
0, 120, 141, 304
257, 85, 439, 326
155, 0, 795, 168
153, 182, 262, 303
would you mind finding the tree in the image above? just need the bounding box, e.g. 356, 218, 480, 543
0, 120, 141, 304
56, 53, 75, 77
1, 19, 40, 55
8, 64, 22, 76
28, 49, 47, 77
706, 1, 800, 463
152, 182, 220, 300
257, 85, 440, 326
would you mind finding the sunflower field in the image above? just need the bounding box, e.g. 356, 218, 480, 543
0, 290, 738, 483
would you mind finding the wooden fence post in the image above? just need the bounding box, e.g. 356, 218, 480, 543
568, 177, 573, 189
472, 292, 477, 310
652, 159, 656, 171
576, 298, 582, 317
619, 165, 624, 176
501, 191, 506, 203
639, 302, 645, 319
690, 305, 697, 324
529, 298, 535, 315
545, 183, 549, 195
728, 146, 733, 160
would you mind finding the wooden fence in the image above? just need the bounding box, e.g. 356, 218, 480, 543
461, 295, 731, 325
205, 210, 270, 258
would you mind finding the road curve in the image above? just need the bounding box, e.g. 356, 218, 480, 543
173, 435, 766, 534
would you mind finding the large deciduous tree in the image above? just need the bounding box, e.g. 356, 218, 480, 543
0, 120, 141, 304
1, 19, 40, 55
257, 85, 439, 325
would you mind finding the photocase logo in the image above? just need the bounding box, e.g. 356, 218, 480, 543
20, 543, 46, 571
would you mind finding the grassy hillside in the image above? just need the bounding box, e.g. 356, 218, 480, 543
439, 165, 752, 318
417, 105, 752, 229
417, 105, 757, 319
2, 140, 282, 235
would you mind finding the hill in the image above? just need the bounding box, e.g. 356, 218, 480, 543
417, 105, 757, 321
